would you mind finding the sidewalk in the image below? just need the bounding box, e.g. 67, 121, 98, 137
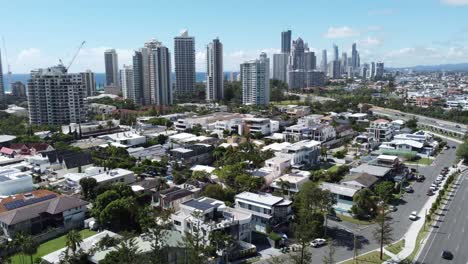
383, 161, 463, 263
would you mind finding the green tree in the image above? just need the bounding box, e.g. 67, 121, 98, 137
351, 188, 376, 219
65, 230, 83, 257
457, 140, 468, 164
406, 117, 418, 130
373, 209, 393, 260
322, 239, 336, 264
181, 211, 210, 264
100, 238, 142, 264
79, 177, 98, 200
374, 181, 395, 204
201, 184, 235, 203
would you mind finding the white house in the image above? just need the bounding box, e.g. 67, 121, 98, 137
0, 168, 33, 196
235, 192, 292, 233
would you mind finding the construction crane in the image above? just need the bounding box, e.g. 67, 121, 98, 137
60, 41, 86, 71
2, 37, 12, 90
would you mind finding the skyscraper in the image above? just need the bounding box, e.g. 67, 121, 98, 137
0, 48, 4, 101
120, 65, 134, 100
149, 44, 172, 105
206, 38, 224, 101
375, 62, 384, 79
321, 49, 328, 73
351, 43, 358, 69
287, 38, 306, 89
370, 62, 376, 79
81, 70, 96, 97
341, 52, 348, 74
304, 44, 316, 71
281, 30, 292, 53
333, 44, 339, 62
241, 53, 270, 105
132, 39, 172, 106
273, 53, 288, 82
27, 65, 86, 125
132, 51, 144, 105
104, 49, 120, 87
174, 30, 195, 97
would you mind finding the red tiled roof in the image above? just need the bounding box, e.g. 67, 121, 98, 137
0, 147, 15, 155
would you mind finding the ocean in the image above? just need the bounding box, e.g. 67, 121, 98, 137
2, 72, 208, 92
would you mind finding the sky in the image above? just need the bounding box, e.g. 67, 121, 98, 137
1, 0, 468, 73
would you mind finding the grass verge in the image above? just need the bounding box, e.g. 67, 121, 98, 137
338, 214, 374, 225
342, 250, 390, 264
11, 229, 96, 264
386, 239, 405, 255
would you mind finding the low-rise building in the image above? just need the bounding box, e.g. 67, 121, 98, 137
170, 143, 213, 165
234, 192, 292, 233
98, 131, 146, 148
0, 167, 33, 196
171, 197, 253, 243
65, 167, 136, 186
270, 171, 310, 194
320, 182, 360, 214
0, 190, 88, 238
367, 119, 395, 142
152, 186, 197, 210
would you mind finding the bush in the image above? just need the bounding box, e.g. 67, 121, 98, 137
268, 232, 282, 241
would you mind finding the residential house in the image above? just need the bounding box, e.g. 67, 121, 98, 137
234, 192, 292, 233
0, 190, 88, 238
341, 173, 379, 190
270, 171, 310, 194
152, 186, 197, 210
320, 182, 360, 214
170, 143, 213, 165
0, 167, 33, 196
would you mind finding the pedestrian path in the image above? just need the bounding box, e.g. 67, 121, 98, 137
383, 162, 462, 263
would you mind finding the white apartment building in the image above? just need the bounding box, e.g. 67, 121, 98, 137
366, 119, 395, 142
120, 65, 134, 100
241, 53, 270, 105
174, 30, 196, 96
65, 167, 136, 186
27, 65, 86, 125
171, 197, 253, 243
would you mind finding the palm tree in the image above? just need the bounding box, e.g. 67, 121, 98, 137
65, 230, 83, 257
277, 179, 291, 197
22, 235, 38, 264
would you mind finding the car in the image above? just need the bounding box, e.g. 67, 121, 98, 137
404, 186, 414, 193
409, 211, 418, 221
388, 205, 397, 212
444, 145, 450, 150
311, 238, 326, 248
326, 214, 342, 222
430, 186, 438, 192
441, 250, 453, 260
452, 145, 456, 149
416, 175, 425, 182
427, 189, 434, 196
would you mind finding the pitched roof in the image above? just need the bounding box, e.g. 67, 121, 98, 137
342, 173, 379, 188
0, 147, 15, 155
0, 194, 88, 225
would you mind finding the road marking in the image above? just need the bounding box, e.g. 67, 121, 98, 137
448, 233, 451, 239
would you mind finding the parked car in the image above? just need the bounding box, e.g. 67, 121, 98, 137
427, 189, 434, 196
430, 185, 438, 192
416, 175, 425, 182
409, 211, 418, 221
441, 250, 453, 260
452, 145, 456, 149
310, 238, 326, 248
326, 214, 342, 222
404, 186, 414, 193
388, 205, 397, 212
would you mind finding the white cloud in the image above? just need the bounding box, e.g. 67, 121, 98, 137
384, 46, 468, 67
368, 8, 395, 16
14, 48, 55, 72
441, 0, 468, 6
324, 26, 360, 39
359, 37, 383, 47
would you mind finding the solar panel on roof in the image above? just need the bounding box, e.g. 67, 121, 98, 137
4, 194, 57, 211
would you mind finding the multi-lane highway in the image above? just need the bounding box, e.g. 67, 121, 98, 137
416, 169, 468, 264
371, 106, 467, 138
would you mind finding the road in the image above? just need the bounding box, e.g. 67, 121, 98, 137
256, 141, 459, 264
416, 169, 468, 264
371, 106, 467, 137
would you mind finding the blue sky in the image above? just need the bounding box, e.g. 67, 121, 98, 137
1, 0, 468, 72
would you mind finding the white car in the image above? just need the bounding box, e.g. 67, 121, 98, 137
409, 211, 418, 221
310, 238, 326, 247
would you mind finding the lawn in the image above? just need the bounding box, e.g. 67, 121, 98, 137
272, 100, 302, 105
386, 239, 405, 255
327, 164, 340, 173
405, 157, 433, 166
342, 250, 390, 264
338, 214, 374, 225
11, 229, 96, 264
